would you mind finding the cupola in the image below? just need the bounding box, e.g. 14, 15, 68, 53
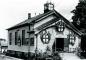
44, 2, 54, 13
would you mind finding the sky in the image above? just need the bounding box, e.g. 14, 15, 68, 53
0, 0, 79, 41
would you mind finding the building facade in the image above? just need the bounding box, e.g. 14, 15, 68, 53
7, 3, 82, 59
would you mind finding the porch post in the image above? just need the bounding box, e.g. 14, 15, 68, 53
55, 38, 56, 52
27, 32, 30, 60
35, 34, 38, 60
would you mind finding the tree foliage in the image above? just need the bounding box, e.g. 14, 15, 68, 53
72, 1, 86, 31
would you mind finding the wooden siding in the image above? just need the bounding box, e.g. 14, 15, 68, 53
8, 26, 35, 52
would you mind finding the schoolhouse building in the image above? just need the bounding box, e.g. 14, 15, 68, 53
7, 2, 82, 59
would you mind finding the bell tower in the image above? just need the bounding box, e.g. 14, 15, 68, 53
44, 2, 54, 13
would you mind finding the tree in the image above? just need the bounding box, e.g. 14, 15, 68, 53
71, 1, 86, 32
72, 1, 86, 55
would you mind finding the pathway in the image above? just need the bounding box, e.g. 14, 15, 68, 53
0, 54, 23, 60
59, 53, 81, 60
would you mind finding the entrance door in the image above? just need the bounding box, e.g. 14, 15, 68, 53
81, 35, 86, 52
56, 38, 64, 51
52, 38, 64, 51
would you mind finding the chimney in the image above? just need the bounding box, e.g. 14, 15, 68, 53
28, 13, 31, 19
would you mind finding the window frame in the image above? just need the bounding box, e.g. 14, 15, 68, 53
48, 4, 54, 10
15, 31, 18, 45
30, 38, 34, 46
17, 35, 21, 46
22, 30, 26, 45
57, 20, 65, 32
9, 33, 12, 45
40, 31, 51, 44
68, 31, 76, 46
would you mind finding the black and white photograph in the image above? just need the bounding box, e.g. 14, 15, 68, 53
0, 0, 86, 60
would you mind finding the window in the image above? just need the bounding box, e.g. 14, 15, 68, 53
30, 25, 34, 31
58, 25, 64, 32
22, 30, 25, 45
40, 31, 51, 44
57, 20, 65, 32
17, 35, 21, 46
25, 38, 29, 45
70, 35, 76, 46
42, 34, 49, 43
30, 38, 34, 46
49, 4, 54, 10
15, 31, 18, 45
9, 33, 12, 45
68, 32, 76, 46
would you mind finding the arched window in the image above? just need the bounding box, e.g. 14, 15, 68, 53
67, 31, 76, 46
58, 25, 64, 32
56, 20, 65, 32
40, 31, 51, 44
70, 35, 75, 45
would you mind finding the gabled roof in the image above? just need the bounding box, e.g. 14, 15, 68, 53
7, 10, 82, 36
54, 10, 82, 36
7, 10, 54, 30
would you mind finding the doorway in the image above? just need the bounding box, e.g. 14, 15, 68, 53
81, 35, 86, 52
52, 38, 64, 52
